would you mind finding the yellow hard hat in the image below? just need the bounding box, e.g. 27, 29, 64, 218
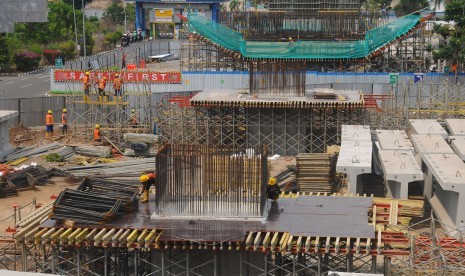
140, 174, 149, 182
63, 108, 67, 113
131, 109, 135, 113
47, 110, 53, 114
85, 72, 90, 75
95, 124, 100, 129
115, 74, 119, 77
269, 177, 277, 185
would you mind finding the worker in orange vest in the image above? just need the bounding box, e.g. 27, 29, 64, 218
94, 124, 102, 142
139, 173, 156, 203
96, 77, 107, 102
130, 109, 139, 127
113, 74, 124, 102
45, 110, 54, 138
61, 108, 68, 135
83, 72, 90, 102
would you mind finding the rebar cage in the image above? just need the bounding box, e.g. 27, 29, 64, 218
155, 144, 268, 218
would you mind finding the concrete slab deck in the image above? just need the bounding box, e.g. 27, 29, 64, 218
410, 134, 453, 159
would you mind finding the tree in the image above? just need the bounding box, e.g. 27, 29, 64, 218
103, 1, 125, 25
0, 35, 11, 71
394, 0, 429, 16
444, 0, 465, 28
229, 0, 239, 11
433, 0, 451, 9
62, 0, 92, 10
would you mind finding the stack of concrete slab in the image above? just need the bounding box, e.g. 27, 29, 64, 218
336, 125, 372, 194
445, 119, 465, 160
375, 130, 422, 199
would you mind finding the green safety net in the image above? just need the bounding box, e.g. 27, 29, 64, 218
188, 14, 421, 60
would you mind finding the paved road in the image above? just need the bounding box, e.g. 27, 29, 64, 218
0, 42, 146, 99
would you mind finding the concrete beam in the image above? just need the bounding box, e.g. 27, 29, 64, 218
410, 134, 453, 160
375, 129, 413, 152
445, 119, 465, 136
378, 150, 423, 199
449, 136, 465, 161
409, 119, 448, 139
337, 127, 372, 195
423, 153, 465, 237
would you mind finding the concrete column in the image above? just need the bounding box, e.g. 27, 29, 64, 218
135, 3, 142, 31
211, 3, 220, 22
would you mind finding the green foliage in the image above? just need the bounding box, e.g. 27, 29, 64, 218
59, 40, 77, 60
126, 4, 136, 23
42, 49, 61, 65
28, 43, 42, 55
104, 31, 122, 45
14, 52, 41, 71
362, 0, 392, 9
62, 0, 92, 10
45, 153, 62, 162
103, 1, 125, 25
394, 0, 429, 16
433, 23, 453, 39
89, 16, 99, 23
444, 0, 465, 28
0, 35, 12, 71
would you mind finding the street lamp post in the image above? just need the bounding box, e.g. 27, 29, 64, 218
82, 0, 86, 59
124, 5, 127, 32
72, 0, 78, 51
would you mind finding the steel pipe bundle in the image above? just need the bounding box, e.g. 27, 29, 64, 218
65, 158, 155, 177
51, 189, 123, 224
123, 133, 159, 144
77, 178, 139, 212
124, 148, 157, 157
6, 165, 68, 189
130, 142, 148, 151
4, 142, 62, 162
51, 146, 75, 161
75, 145, 112, 158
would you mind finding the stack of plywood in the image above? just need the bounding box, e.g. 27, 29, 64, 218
296, 153, 338, 193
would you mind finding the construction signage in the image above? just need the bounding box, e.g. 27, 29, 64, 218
54, 70, 182, 83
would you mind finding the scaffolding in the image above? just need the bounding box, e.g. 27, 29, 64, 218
63, 73, 154, 142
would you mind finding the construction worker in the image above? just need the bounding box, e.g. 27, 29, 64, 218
266, 177, 281, 202
83, 72, 90, 102
45, 110, 54, 138
113, 73, 124, 102
94, 124, 102, 142
61, 109, 68, 135
139, 173, 156, 203
96, 76, 107, 102
130, 109, 139, 127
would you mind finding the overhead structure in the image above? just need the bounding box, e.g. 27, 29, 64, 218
0, 0, 48, 33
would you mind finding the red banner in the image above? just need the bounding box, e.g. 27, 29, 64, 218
53, 70, 182, 84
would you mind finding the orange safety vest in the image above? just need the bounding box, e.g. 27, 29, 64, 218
113, 78, 123, 89
93, 128, 101, 140
46, 114, 53, 125
83, 75, 90, 89
61, 113, 67, 124
98, 78, 107, 90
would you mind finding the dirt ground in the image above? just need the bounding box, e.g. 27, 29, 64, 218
0, 177, 78, 236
